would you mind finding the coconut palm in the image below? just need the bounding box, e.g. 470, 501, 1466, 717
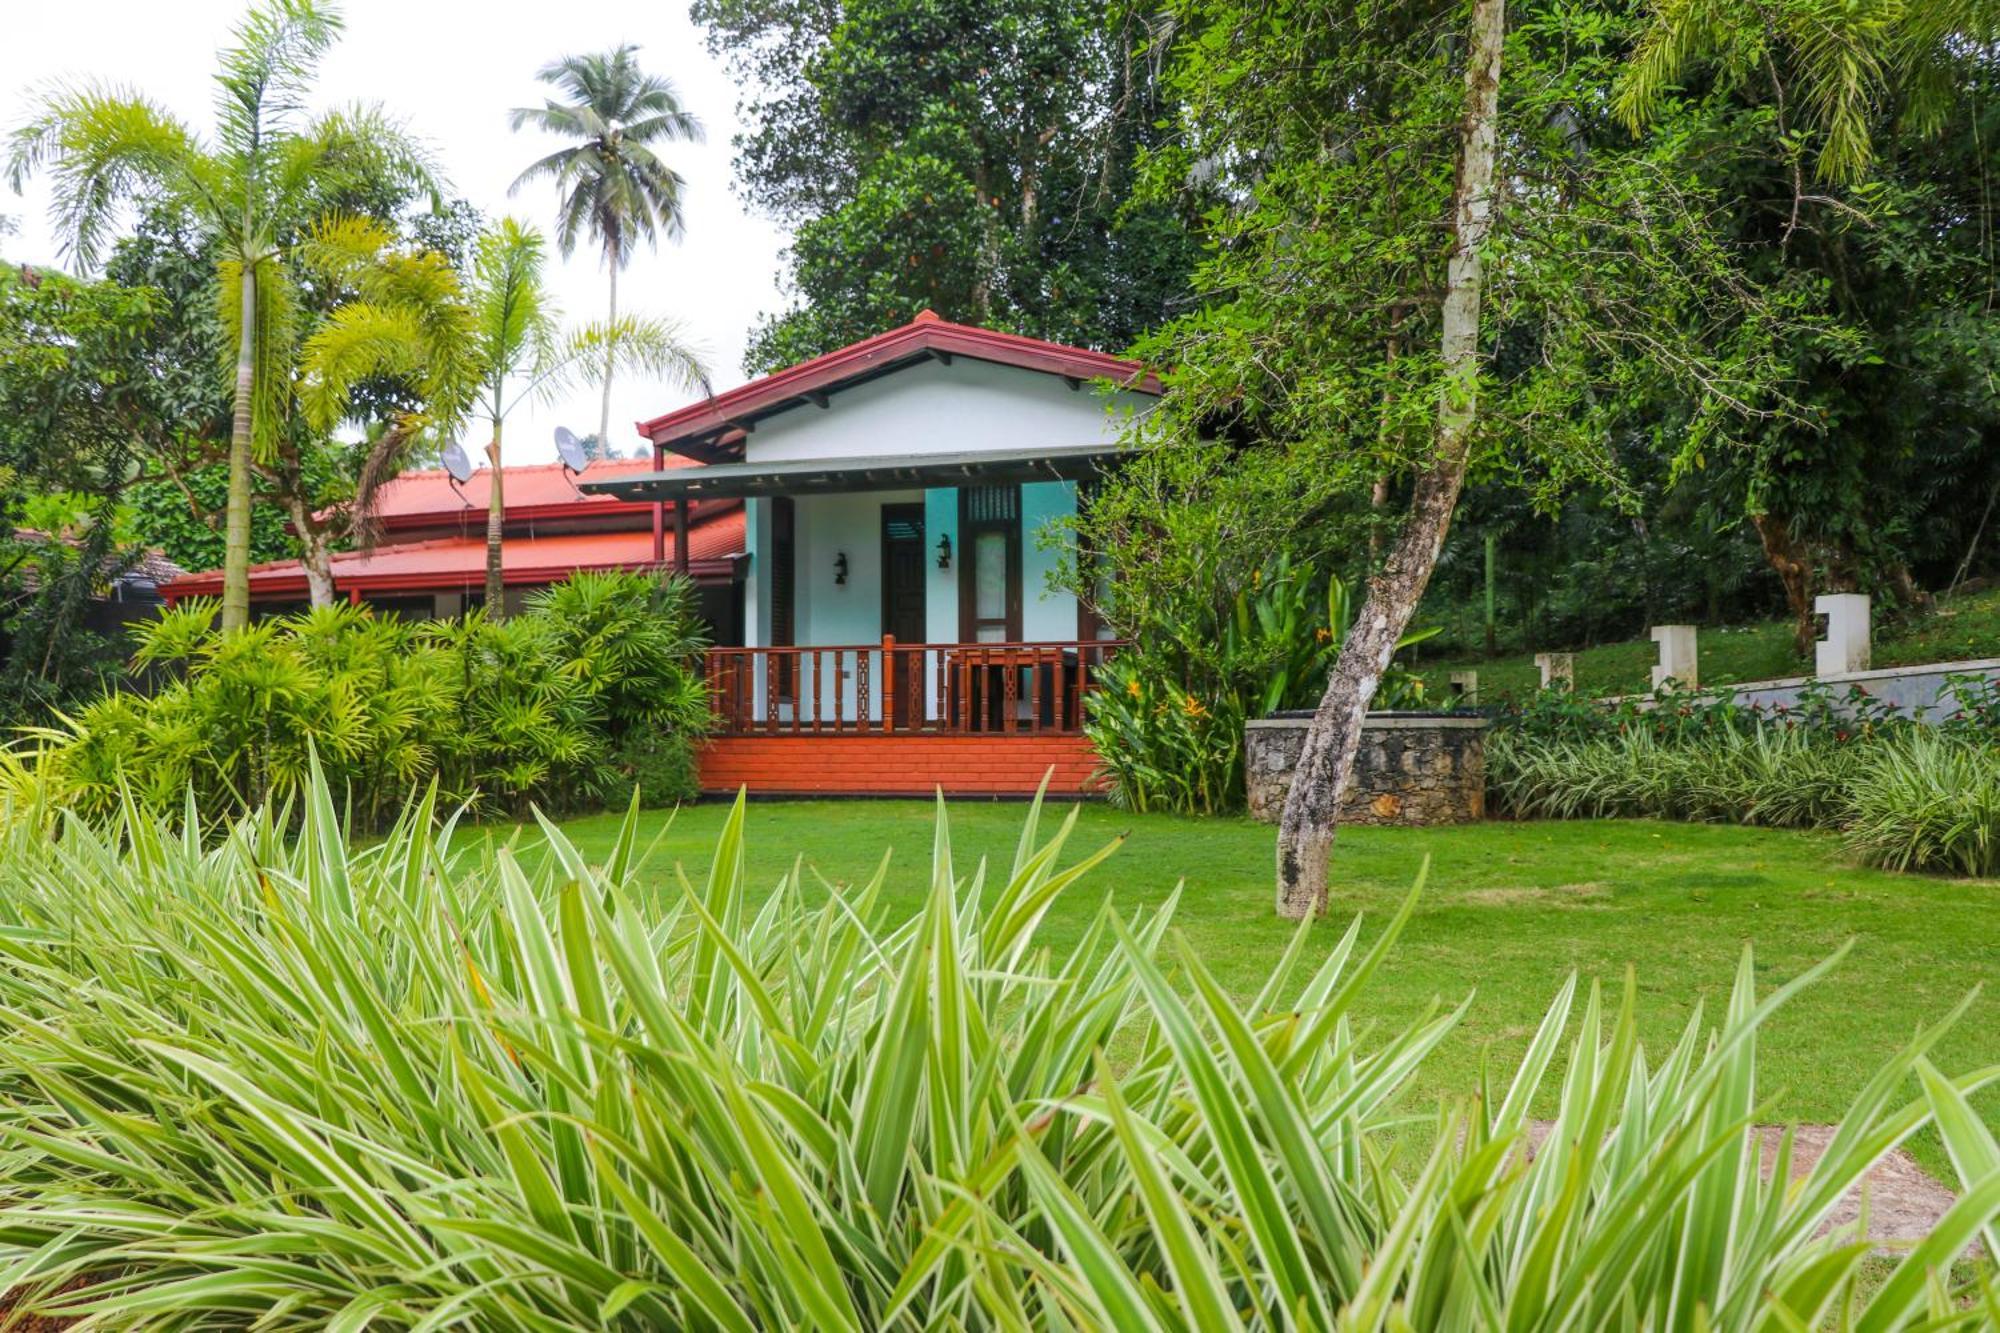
462, 219, 709, 618
508, 46, 704, 458
7, 0, 434, 629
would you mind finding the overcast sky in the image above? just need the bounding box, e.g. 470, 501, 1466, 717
2, 0, 789, 466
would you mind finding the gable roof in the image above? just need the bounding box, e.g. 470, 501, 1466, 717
637, 311, 1160, 461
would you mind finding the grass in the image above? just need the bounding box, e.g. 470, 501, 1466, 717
535, 799, 2000, 1176
1423, 582, 2000, 700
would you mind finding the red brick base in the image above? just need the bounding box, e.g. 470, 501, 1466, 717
698, 733, 1104, 797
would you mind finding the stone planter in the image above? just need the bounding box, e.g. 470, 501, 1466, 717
1244, 711, 1490, 826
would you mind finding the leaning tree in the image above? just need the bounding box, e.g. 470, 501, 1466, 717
1107, 0, 1810, 916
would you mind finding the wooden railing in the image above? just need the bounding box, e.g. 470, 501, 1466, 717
704, 639, 1124, 736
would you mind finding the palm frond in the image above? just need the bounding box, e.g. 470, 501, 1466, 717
213, 0, 344, 157
5, 85, 212, 269
506, 44, 703, 264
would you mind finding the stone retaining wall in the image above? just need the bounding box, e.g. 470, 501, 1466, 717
1245, 712, 1489, 826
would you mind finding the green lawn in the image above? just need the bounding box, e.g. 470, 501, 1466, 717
528, 799, 2000, 1176
1425, 583, 2000, 700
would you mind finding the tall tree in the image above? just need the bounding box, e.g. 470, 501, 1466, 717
7, 0, 435, 629
460, 219, 709, 617
508, 47, 704, 458
1101, 0, 1804, 916
694, 0, 1200, 370
1615, 0, 2000, 647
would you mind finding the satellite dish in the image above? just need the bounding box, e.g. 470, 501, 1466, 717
440, 440, 474, 485
555, 426, 589, 475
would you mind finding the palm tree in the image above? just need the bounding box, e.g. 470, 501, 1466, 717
289, 216, 480, 604
508, 46, 704, 457
8, 0, 434, 629
1618, 0, 1995, 184
462, 219, 709, 617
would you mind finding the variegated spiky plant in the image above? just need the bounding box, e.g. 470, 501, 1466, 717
0, 767, 1991, 1327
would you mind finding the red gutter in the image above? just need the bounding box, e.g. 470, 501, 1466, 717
161, 554, 744, 605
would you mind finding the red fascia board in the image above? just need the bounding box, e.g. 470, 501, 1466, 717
162, 555, 743, 603
637, 317, 1160, 449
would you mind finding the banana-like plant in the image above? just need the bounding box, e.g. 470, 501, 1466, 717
0, 773, 1990, 1326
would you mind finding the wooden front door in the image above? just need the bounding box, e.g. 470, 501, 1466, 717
881, 505, 927, 715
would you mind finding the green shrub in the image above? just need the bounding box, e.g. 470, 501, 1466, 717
17, 569, 710, 823
1843, 728, 2000, 876
1086, 652, 1248, 815
1087, 556, 1439, 813
1491, 724, 2000, 875
0, 776, 1992, 1326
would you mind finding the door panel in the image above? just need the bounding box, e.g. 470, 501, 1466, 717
881, 504, 927, 716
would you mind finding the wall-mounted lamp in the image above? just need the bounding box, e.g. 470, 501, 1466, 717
833, 552, 849, 586
936, 533, 952, 570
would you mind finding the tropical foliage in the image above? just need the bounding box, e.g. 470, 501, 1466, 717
693, 0, 1198, 370
1489, 679, 2000, 873
0, 779, 1992, 1326
16, 570, 710, 824
459, 218, 709, 614
1086, 557, 1440, 814
7, 0, 437, 627
509, 44, 705, 450
0, 261, 202, 720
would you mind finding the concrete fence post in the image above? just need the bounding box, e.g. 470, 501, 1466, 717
1448, 670, 1479, 705
1534, 652, 1574, 690
1813, 594, 1871, 676
1650, 624, 1698, 691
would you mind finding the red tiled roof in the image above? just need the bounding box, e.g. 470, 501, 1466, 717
163, 510, 745, 602
639, 310, 1160, 456
369, 456, 693, 529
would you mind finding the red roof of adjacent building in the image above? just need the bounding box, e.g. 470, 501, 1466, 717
369, 456, 697, 531
638, 310, 1160, 458
162, 515, 745, 602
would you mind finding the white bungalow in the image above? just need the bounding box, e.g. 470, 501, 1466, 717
584, 310, 1158, 796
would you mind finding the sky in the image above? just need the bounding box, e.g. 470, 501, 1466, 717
1, 0, 790, 466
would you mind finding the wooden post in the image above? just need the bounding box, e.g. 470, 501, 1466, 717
651, 441, 667, 564
881, 635, 896, 732
674, 498, 691, 576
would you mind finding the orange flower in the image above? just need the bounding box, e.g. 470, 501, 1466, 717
1315, 626, 1333, 642
1181, 696, 1208, 718
1126, 678, 1143, 698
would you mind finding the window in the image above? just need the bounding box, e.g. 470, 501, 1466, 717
958, 485, 1020, 643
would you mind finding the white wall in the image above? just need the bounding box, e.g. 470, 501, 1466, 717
743, 357, 1151, 463
793, 489, 922, 722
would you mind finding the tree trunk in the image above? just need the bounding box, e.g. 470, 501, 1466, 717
1274, 0, 1505, 919
485, 420, 506, 619
1750, 511, 1814, 655
221, 265, 259, 631
290, 501, 336, 607
599, 239, 620, 457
